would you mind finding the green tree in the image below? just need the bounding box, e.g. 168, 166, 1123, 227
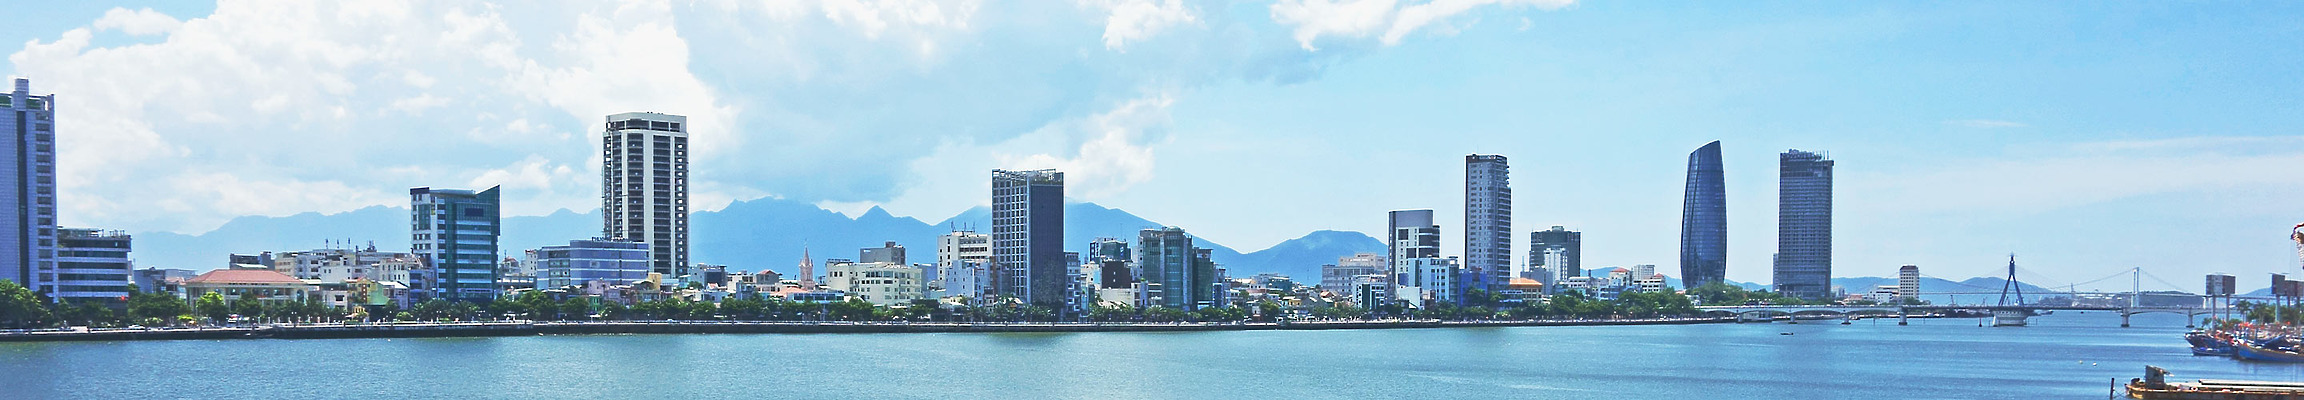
127, 290, 191, 327
195, 291, 231, 324
560, 297, 595, 320
0, 281, 58, 329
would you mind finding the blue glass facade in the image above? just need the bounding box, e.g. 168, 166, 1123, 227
1679, 141, 1728, 288
412, 186, 501, 302
535, 239, 651, 289
1774, 150, 1834, 300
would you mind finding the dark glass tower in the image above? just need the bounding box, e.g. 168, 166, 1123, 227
1774, 149, 1834, 300
1679, 141, 1727, 288
992, 169, 1065, 308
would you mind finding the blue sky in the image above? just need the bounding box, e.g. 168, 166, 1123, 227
5, 1, 2301, 291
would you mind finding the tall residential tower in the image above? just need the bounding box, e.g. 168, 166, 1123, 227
1679, 141, 1728, 288
1773, 149, 1834, 300
602, 112, 690, 279
2, 78, 57, 296
992, 169, 1065, 307
1464, 154, 1511, 286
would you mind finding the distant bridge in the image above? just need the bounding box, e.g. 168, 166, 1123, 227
1693, 304, 2199, 327
1696, 259, 2221, 327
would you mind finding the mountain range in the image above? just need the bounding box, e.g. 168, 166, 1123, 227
132, 197, 1388, 280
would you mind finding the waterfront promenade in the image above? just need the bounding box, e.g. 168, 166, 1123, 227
0, 317, 1733, 342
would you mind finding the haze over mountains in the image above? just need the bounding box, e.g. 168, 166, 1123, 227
133, 197, 1387, 280
129, 196, 2228, 298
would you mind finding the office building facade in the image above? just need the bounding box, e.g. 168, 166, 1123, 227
1679, 141, 1728, 288
1389, 209, 1441, 277
860, 241, 906, 264
1898, 265, 1921, 302
53, 228, 130, 301
1773, 149, 1834, 300
412, 186, 501, 301
534, 239, 652, 289
1138, 227, 1215, 310
1528, 226, 1581, 284
2, 78, 57, 296
1464, 154, 1511, 285
1320, 253, 1388, 295
602, 112, 690, 279
991, 169, 1065, 307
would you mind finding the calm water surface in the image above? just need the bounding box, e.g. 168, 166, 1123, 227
0, 312, 2290, 399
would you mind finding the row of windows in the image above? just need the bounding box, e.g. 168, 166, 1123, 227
59, 250, 126, 258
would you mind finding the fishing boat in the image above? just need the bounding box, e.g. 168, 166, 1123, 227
2233, 338, 2304, 363
2190, 331, 2237, 357
2127, 365, 2304, 399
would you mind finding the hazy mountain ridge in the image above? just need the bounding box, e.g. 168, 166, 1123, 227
130, 197, 1385, 280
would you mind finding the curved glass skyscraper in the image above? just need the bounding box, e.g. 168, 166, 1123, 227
1679, 141, 1727, 288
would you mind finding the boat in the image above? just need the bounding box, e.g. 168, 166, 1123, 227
2127, 365, 2304, 399
2189, 331, 2237, 357
2233, 339, 2304, 363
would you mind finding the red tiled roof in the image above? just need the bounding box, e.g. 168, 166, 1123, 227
188, 269, 305, 284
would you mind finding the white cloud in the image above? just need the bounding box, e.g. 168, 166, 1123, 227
6, 0, 741, 233
92, 7, 184, 36
1088, 0, 1198, 51
995, 94, 1175, 199
1271, 0, 1572, 50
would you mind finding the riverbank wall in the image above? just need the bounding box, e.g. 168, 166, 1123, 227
0, 317, 1733, 342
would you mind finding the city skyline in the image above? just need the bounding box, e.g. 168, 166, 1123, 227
1, 1, 2300, 285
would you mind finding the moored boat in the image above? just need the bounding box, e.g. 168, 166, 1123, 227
2233, 339, 2304, 363
2128, 365, 2304, 399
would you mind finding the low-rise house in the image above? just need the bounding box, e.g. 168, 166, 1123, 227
184, 267, 313, 306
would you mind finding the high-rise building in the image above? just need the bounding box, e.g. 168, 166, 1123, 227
1389, 209, 1440, 275
2, 78, 57, 296
533, 239, 651, 289
860, 241, 906, 264
1897, 265, 1921, 302
1680, 141, 1728, 289
1465, 154, 1511, 285
411, 186, 501, 302
1527, 226, 1580, 284
992, 169, 1065, 307
1320, 253, 1387, 295
601, 112, 690, 279
1774, 149, 1834, 300
1138, 227, 1216, 310
53, 228, 131, 302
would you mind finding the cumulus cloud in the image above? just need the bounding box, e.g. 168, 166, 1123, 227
1088, 0, 1198, 50
996, 94, 1176, 199
9, 0, 732, 233
92, 7, 184, 36
9, 0, 1543, 234
1271, 0, 1573, 50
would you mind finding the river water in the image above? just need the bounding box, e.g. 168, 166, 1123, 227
0, 312, 2290, 399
